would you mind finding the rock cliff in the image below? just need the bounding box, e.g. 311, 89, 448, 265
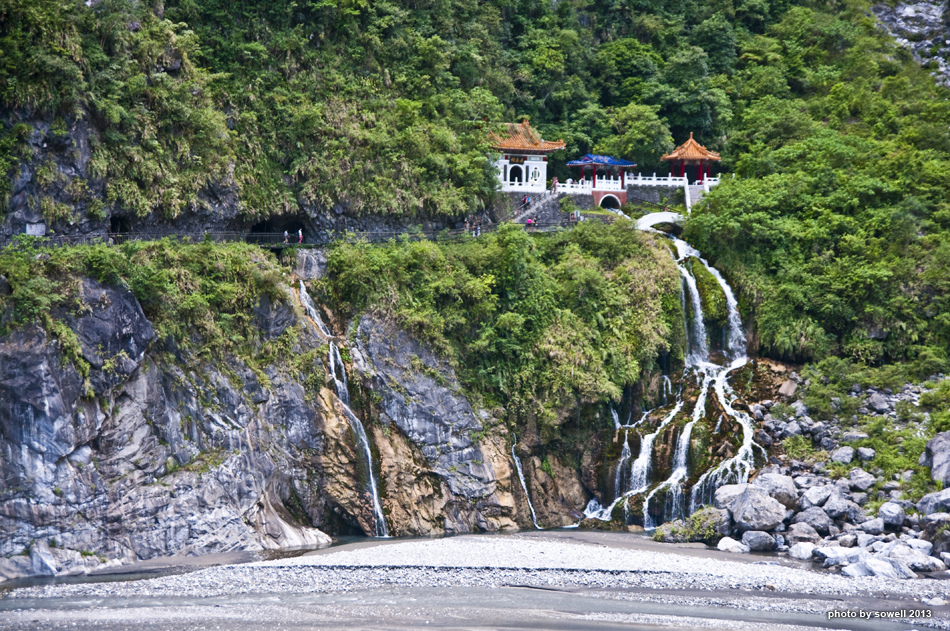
0, 271, 580, 580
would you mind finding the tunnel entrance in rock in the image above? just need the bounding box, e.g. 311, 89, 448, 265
250, 216, 309, 245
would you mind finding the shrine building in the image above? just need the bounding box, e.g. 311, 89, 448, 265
661, 133, 720, 183
491, 120, 565, 193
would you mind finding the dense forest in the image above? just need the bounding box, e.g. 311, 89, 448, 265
2, 0, 950, 373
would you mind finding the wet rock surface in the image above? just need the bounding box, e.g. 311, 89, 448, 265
873, 2, 950, 87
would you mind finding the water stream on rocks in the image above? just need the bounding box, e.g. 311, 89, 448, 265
511, 435, 542, 530
299, 282, 390, 537
584, 229, 765, 528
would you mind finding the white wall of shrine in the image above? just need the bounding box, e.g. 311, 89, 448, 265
495, 155, 548, 192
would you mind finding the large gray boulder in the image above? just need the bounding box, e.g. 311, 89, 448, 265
800, 485, 834, 509
788, 542, 816, 560
879, 541, 948, 573
919, 431, 950, 487
917, 488, 950, 516
726, 486, 787, 532
717, 536, 750, 554
860, 518, 885, 535
842, 557, 917, 580
823, 492, 863, 521
786, 521, 821, 544
751, 472, 798, 509
791, 507, 834, 535
814, 545, 867, 568
868, 392, 890, 413
831, 446, 854, 464
741, 530, 776, 552
878, 502, 905, 529
849, 468, 876, 492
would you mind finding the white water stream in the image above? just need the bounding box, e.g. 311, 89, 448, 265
585, 227, 761, 527
299, 282, 390, 537
512, 435, 542, 530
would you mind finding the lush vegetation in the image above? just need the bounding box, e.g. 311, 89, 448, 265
2, 0, 805, 221
684, 5, 950, 367
320, 221, 682, 435
3, 0, 950, 375
0, 236, 292, 378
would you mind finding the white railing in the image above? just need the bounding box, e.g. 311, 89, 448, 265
627, 173, 688, 187
500, 181, 547, 193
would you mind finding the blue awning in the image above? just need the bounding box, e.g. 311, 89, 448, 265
565, 153, 636, 167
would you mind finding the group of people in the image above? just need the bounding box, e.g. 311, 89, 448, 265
283, 229, 303, 244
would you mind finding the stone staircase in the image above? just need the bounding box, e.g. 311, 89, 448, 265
512, 189, 560, 223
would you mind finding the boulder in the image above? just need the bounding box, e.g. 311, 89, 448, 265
786, 521, 821, 544
919, 431, 950, 487
730, 486, 787, 532
788, 542, 817, 560
905, 538, 933, 556
782, 421, 803, 438
841, 432, 869, 444
868, 392, 890, 413
814, 545, 867, 568
856, 447, 876, 462
879, 542, 948, 573
849, 468, 876, 492
791, 507, 834, 535
860, 518, 885, 535
778, 380, 798, 398
837, 534, 857, 548
800, 485, 834, 509
717, 536, 750, 554
843, 557, 916, 580
920, 512, 950, 557
917, 488, 950, 516
822, 493, 864, 522
741, 530, 776, 552
831, 446, 854, 464
751, 473, 798, 509
878, 502, 905, 529
713, 484, 748, 513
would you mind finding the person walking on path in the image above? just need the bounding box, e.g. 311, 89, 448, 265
283, 230, 289, 244
298, 229, 303, 244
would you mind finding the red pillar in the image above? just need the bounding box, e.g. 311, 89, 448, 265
592, 166, 597, 189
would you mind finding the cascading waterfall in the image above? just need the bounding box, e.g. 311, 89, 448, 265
512, 435, 541, 530
299, 281, 390, 538
586, 223, 762, 529
613, 431, 632, 499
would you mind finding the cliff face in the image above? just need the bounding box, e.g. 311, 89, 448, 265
873, 2, 950, 87
0, 266, 559, 580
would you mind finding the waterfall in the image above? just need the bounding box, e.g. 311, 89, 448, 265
678, 265, 708, 364
512, 435, 541, 530
611, 406, 621, 430
584, 218, 762, 529
613, 431, 632, 499
298, 282, 389, 538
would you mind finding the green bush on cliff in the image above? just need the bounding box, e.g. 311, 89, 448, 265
0, 238, 287, 366
322, 221, 683, 434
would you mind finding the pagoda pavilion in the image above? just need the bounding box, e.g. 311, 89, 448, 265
491, 120, 565, 193
661, 133, 720, 183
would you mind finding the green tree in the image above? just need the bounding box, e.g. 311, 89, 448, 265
595, 104, 673, 168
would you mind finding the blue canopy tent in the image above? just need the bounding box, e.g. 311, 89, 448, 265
565, 154, 636, 188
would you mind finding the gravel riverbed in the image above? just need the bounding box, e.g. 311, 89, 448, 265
2, 531, 949, 630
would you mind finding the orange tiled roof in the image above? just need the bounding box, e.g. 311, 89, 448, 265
661, 132, 721, 162
490, 120, 566, 153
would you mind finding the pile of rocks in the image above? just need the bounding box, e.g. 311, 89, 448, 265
711, 467, 950, 579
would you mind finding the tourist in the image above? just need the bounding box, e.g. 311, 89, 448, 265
283, 230, 289, 244
298, 229, 303, 244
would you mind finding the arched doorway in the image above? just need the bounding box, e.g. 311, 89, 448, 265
599, 195, 621, 210
509, 165, 523, 183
